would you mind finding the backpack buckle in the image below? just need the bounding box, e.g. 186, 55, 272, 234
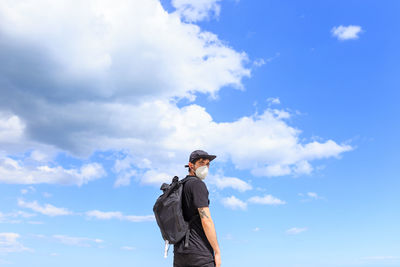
160, 183, 169, 192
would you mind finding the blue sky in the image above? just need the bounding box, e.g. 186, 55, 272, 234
0, 0, 399, 266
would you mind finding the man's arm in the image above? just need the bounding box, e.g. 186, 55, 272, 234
198, 207, 221, 267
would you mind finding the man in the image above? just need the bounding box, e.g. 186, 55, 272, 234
173, 150, 221, 267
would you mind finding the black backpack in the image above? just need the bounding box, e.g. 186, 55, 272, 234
153, 176, 199, 258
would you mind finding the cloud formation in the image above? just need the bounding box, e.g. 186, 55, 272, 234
17, 199, 72, 216
0, 233, 30, 253
286, 227, 307, 235
331, 25, 363, 40
221, 196, 248, 210
248, 194, 286, 205
0, 211, 36, 224
221, 193, 286, 210
172, 0, 222, 22
0, 154, 105, 186
86, 210, 155, 222
209, 174, 252, 192
0, 0, 352, 188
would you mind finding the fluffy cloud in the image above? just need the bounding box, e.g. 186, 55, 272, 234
172, 0, 222, 22
298, 192, 323, 201
221, 193, 286, 210
20, 186, 36, 195
86, 210, 155, 222
0, 0, 352, 187
221, 196, 247, 210
110, 103, 351, 185
0, 154, 105, 186
0, 233, 30, 253
0, 112, 25, 143
0, 0, 248, 108
267, 97, 281, 105
121, 246, 136, 251
18, 199, 72, 216
15, 201, 155, 222
307, 192, 319, 199
0, 211, 36, 224
0, 102, 351, 187
331, 25, 363, 40
209, 174, 252, 192
248, 194, 286, 205
286, 227, 307, 235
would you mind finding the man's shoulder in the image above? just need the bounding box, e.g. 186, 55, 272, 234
183, 176, 208, 192
184, 176, 206, 186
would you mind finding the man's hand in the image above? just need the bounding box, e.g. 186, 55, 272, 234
214, 251, 221, 267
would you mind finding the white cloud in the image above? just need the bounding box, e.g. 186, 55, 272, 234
221, 196, 247, 210
253, 58, 266, 67
140, 169, 177, 185
299, 191, 323, 201
0, 233, 30, 253
27, 221, 44, 225
0, 155, 105, 186
20, 186, 35, 195
267, 97, 281, 105
253, 227, 260, 232
172, 0, 222, 22
209, 174, 252, 192
248, 194, 286, 205
256, 52, 280, 67
121, 246, 136, 251
0, 0, 249, 108
0, 0, 352, 187
86, 210, 155, 222
42, 192, 52, 198
286, 227, 307, 235
307, 192, 318, 199
0, 211, 36, 224
29, 150, 51, 162
331, 25, 363, 40
0, 112, 25, 143
52, 235, 103, 247
17, 199, 72, 216
0, 103, 352, 187
114, 170, 137, 188
221, 193, 286, 210
117, 104, 351, 185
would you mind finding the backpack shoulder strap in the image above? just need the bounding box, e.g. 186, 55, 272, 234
179, 176, 197, 185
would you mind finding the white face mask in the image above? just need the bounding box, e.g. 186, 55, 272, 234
195, 165, 209, 180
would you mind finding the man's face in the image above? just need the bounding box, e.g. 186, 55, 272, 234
189, 158, 210, 172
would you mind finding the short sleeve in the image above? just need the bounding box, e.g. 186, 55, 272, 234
191, 180, 209, 208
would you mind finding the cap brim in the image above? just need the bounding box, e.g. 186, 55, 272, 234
187, 154, 217, 166
205, 155, 217, 162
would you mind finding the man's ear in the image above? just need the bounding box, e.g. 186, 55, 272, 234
188, 162, 194, 170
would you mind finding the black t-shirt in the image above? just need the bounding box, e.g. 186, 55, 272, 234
174, 175, 213, 257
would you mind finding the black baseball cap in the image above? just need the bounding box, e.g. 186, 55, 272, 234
184, 150, 217, 167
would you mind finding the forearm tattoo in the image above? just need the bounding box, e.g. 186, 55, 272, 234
199, 208, 209, 219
